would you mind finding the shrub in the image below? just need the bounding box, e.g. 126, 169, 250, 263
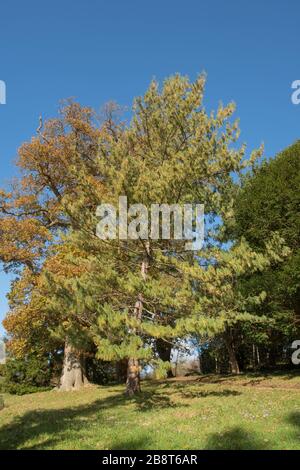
2, 383, 50, 396
1, 355, 52, 395
0, 364, 5, 377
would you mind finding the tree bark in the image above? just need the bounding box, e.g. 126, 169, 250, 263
126, 295, 143, 396
58, 340, 88, 391
126, 358, 141, 396
224, 329, 240, 375
126, 241, 150, 396
256, 346, 260, 367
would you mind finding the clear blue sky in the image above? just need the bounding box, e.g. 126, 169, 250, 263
0, 0, 299, 335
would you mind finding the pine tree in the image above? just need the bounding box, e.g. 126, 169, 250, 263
51, 75, 271, 393
1, 75, 288, 395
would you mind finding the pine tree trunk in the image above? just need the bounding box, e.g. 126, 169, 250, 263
256, 346, 260, 367
126, 296, 143, 396
227, 343, 240, 374
126, 358, 141, 396
224, 329, 240, 375
58, 341, 88, 391
125, 242, 150, 396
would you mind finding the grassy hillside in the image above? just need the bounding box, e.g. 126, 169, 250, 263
0, 372, 299, 450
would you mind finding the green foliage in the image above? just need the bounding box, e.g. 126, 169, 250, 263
85, 357, 118, 385
1, 75, 295, 382
42, 75, 267, 374
223, 141, 300, 369
235, 141, 300, 250
1, 356, 52, 395
234, 141, 300, 311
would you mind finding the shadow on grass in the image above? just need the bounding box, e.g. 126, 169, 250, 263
178, 388, 241, 399
165, 370, 300, 387
0, 392, 125, 450
2, 381, 298, 450
286, 411, 300, 445
111, 437, 150, 450
204, 410, 300, 450
287, 411, 300, 428
204, 426, 269, 450
0, 387, 182, 449
133, 389, 182, 412
161, 381, 241, 399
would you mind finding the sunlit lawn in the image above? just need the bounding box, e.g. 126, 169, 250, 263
0, 372, 299, 450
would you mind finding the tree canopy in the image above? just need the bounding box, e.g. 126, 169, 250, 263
0, 75, 294, 394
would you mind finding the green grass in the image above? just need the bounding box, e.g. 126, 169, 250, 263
0, 372, 300, 450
